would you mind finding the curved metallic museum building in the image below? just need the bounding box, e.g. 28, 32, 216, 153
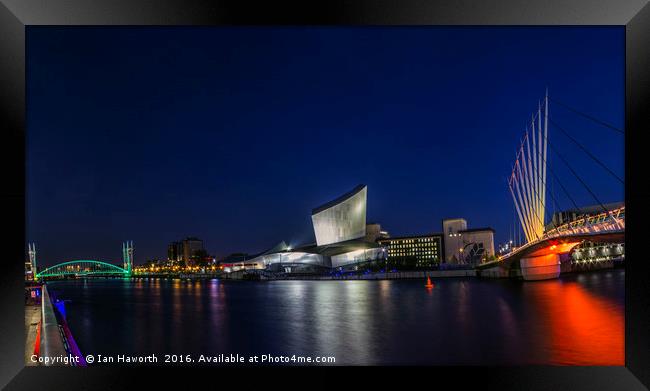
246, 185, 386, 273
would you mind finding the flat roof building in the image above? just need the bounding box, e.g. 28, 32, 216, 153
378, 234, 442, 269
443, 218, 495, 265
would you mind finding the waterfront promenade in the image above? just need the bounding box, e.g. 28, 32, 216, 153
132, 258, 620, 281
24, 304, 40, 366
220, 268, 477, 280
24, 284, 74, 366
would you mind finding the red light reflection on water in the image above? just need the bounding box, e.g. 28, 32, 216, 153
526, 280, 624, 365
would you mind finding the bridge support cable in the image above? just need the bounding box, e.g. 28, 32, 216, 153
547, 164, 580, 211
546, 176, 566, 225
532, 107, 574, 230
511, 143, 537, 243
509, 94, 551, 243
506, 177, 520, 247
510, 172, 549, 242
530, 114, 540, 220
512, 157, 537, 242
537, 94, 548, 219
516, 134, 563, 237
525, 157, 563, 234
548, 97, 624, 135
508, 91, 579, 245
525, 130, 551, 235
509, 173, 534, 243
537, 107, 581, 213
516, 145, 537, 240
548, 118, 624, 184
511, 134, 548, 242
511, 164, 533, 242
508, 154, 530, 240
536, 106, 544, 220
528, 97, 554, 232
547, 138, 610, 215
524, 134, 541, 237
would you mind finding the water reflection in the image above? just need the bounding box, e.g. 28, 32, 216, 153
523, 279, 624, 365
52, 270, 624, 366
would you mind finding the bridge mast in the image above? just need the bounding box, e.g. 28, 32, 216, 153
512, 158, 534, 242
540, 88, 553, 228
28, 242, 37, 281
509, 92, 549, 244
122, 241, 134, 275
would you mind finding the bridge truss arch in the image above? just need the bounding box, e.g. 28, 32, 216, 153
36, 259, 130, 279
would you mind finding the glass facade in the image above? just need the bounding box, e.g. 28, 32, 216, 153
330, 247, 386, 269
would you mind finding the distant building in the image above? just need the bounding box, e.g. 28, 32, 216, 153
365, 223, 389, 242
145, 258, 162, 267
167, 241, 182, 264
182, 237, 204, 266
457, 228, 495, 265
167, 237, 205, 266
442, 218, 467, 263
545, 201, 624, 231
442, 218, 495, 265
378, 234, 442, 269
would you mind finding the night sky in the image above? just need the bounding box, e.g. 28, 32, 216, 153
27, 27, 624, 266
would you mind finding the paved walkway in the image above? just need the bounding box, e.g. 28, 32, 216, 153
24, 305, 41, 366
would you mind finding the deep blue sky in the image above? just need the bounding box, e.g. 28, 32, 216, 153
27, 27, 624, 266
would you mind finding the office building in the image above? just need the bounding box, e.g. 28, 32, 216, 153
378, 234, 442, 269
167, 241, 182, 263
167, 237, 205, 266
182, 237, 204, 266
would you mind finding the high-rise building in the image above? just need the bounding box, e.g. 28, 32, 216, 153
378, 234, 442, 269
167, 238, 205, 266
182, 237, 204, 266
167, 241, 182, 264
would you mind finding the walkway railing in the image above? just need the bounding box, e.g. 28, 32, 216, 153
495, 206, 625, 263
544, 206, 625, 237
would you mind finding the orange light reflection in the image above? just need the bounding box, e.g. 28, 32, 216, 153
526, 281, 623, 365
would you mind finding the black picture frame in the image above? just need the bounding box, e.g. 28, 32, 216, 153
1, 1, 648, 389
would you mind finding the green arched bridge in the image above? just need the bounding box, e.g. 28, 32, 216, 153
33, 241, 134, 280
36, 259, 131, 279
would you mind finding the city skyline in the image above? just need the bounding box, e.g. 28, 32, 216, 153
27, 27, 624, 265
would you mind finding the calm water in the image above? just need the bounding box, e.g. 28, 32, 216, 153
47, 269, 624, 365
